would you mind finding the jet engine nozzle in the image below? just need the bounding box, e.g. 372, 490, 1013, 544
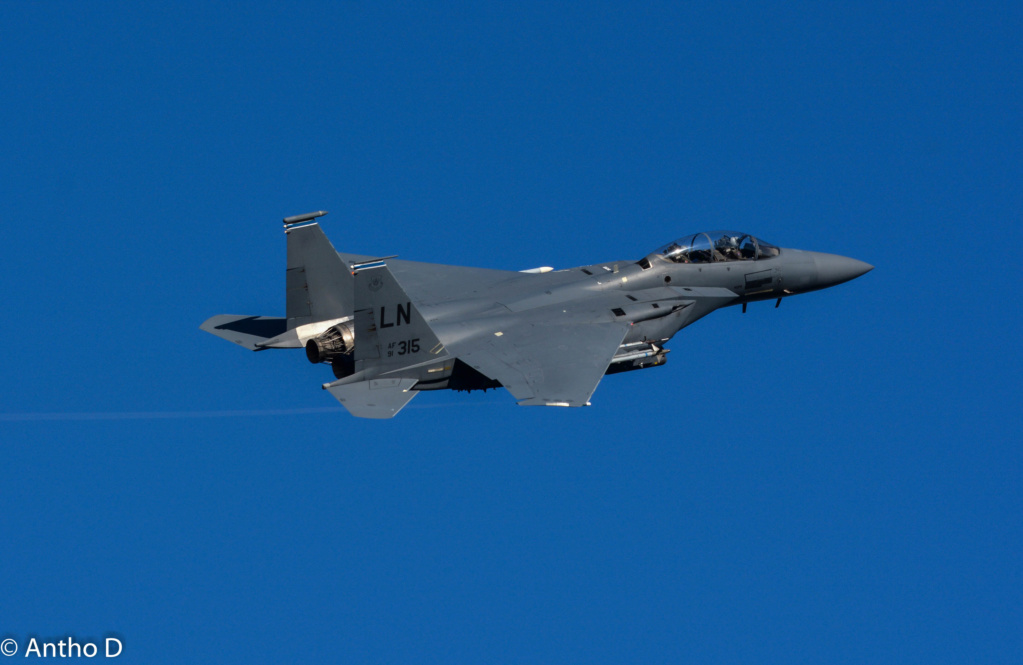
305, 322, 355, 364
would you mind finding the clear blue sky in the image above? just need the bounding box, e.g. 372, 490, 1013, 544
2, 2, 1020, 663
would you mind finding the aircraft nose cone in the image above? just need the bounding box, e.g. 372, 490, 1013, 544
813, 253, 873, 288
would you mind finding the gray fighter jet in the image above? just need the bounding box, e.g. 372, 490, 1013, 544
202, 211, 872, 418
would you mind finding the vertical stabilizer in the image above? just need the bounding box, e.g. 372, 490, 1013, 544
285, 223, 352, 330
352, 264, 447, 371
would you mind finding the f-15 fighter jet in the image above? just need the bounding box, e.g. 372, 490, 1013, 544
202, 211, 871, 418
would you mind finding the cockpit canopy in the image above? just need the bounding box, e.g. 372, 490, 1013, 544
653, 231, 780, 264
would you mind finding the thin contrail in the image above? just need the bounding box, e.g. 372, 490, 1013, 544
0, 401, 491, 422
0, 407, 345, 422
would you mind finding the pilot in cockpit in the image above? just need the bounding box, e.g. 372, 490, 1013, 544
662, 243, 689, 263
715, 235, 742, 261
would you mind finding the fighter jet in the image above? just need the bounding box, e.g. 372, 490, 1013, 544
201, 211, 872, 418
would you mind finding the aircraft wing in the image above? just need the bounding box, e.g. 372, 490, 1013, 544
452, 320, 630, 407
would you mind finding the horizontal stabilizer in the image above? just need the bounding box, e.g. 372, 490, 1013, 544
327, 378, 419, 419
200, 315, 287, 350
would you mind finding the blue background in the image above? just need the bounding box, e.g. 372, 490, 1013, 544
2, 2, 1020, 663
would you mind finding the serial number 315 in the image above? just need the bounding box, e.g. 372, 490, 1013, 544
387, 338, 421, 357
